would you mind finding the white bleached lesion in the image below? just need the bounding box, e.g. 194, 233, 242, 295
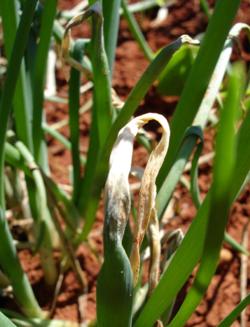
105, 113, 170, 291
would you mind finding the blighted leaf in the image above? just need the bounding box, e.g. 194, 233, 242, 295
97, 113, 170, 327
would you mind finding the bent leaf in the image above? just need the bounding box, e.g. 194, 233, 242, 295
97, 113, 170, 327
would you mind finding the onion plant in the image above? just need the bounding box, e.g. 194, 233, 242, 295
0, 0, 249, 326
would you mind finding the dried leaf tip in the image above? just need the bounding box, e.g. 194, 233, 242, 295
105, 113, 170, 285
129, 113, 170, 286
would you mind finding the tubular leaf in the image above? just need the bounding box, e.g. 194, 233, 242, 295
69, 41, 83, 203
157, 0, 241, 187
76, 2, 113, 218
134, 71, 250, 327
103, 0, 122, 73
121, 0, 154, 61
32, 0, 58, 162
166, 62, 245, 327
218, 294, 250, 327
0, 0, 33, 150
0, 0, 38, 206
